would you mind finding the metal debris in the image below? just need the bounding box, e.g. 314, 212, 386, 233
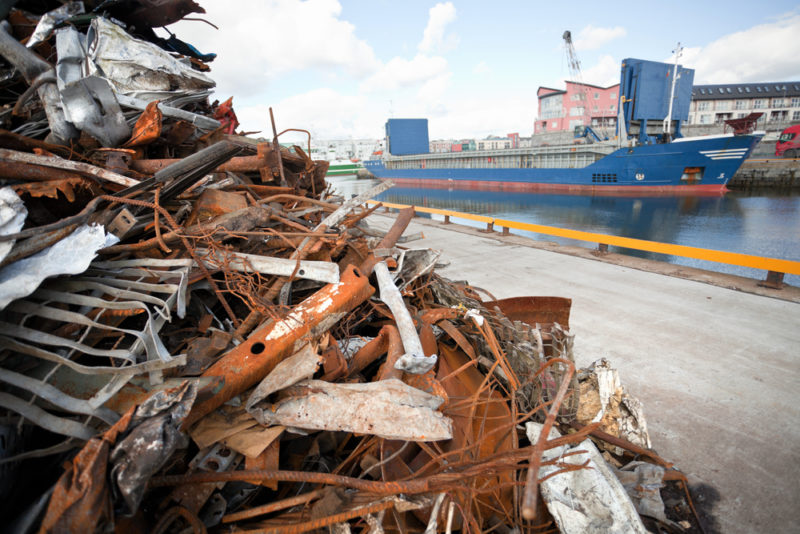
0, 3, 705, 533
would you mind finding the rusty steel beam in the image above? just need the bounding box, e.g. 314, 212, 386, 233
130, 153, 269, 175
184, 264, 375, 427
0, 160, 85, 182
360, 207, 415, 276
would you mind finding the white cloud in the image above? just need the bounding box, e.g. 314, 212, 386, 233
167, 0, 378, 99
582, 55, 621, 87
678, 15, 800, 83
238, 88, 374, 140
418, 2, 458, 54
473, 61, 490, 74
573, 25, 626, 51
360, 54, 449, 92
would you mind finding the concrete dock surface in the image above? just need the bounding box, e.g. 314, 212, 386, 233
367, 212, 800, 534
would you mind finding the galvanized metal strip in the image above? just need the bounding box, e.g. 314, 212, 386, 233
196, 248, 340, 284
0, 321, 136, 361
0, 368, 119, 424
29, 288, 174, 362
0, 336, 185, 375
0, 391, 96, 440
8, 299, 169, 363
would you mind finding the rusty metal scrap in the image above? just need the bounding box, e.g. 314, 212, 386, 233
0, 3, 703, 533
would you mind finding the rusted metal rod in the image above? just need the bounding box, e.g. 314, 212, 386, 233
222, 489, 324, 523
521, 358, 576, 520
183, 264, 375, 427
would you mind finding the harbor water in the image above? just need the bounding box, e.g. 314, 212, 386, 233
328, 175, 800, 286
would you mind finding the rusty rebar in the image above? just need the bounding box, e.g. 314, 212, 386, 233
521, 357, 575, 520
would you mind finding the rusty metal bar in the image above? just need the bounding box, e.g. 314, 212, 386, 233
221, 489, 324, 523
521, 357, 576, 520
184, 264, 375, 427
360, 207, 415, 276
0, 149, 138, 187
270, 107, 287, 187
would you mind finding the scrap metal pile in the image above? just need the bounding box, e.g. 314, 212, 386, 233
0, 2, 707, 533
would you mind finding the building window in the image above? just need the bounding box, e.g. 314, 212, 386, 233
726, 88, 732, 94
697, 102, 709, 111
610, 92, 616, 99
793, 111, 800, 120
745, 87, 751, 93
735, 100, 747, 110
716, 101, 730, 111
773, 98, 785, 108
593, 106, 598, 111
609, 104, 615, 111
699, 114, 711, 124
570, 107, 584, 116
594, 92, 599, 99
737, 87, 743, 93
792, 97, 800, 107
700, 89, 706, 94
752, 99, 765, 109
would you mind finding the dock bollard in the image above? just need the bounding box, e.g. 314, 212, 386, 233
760, 270, 784, 289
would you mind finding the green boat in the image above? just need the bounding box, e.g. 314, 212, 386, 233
326, 159, 364, 177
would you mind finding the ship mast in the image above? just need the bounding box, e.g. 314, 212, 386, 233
663, 42, 683, 139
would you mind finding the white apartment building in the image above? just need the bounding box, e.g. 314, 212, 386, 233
688, 82, 800, 126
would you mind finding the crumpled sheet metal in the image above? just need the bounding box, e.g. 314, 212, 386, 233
526, 422, 648, 534
110, 380, 198, 516
55, 26, 131, 147
26, 1, 85, 49
250, 378, 453, 441
245, 343, 322, 411
87, 17, 215, 95
39, 406, 136, 534
0, 187, 26, 264
0, 224, 118, 310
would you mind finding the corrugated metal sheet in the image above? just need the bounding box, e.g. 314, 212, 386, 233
386, 119, 429, 155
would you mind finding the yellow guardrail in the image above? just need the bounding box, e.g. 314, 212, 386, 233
367, 200, 800, 284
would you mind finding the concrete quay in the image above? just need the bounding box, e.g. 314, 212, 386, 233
366, 212, 800, 534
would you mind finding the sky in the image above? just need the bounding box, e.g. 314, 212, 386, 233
166, 1, 800, 142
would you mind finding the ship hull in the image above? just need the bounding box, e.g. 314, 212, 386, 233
363, 134, 762, 193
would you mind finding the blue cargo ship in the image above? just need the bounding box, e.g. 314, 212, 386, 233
364, 58, 764, 193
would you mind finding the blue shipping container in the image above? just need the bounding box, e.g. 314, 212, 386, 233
386, 119, 429, 155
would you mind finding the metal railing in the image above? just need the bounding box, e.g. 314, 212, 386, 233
367, 200, 800, 288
